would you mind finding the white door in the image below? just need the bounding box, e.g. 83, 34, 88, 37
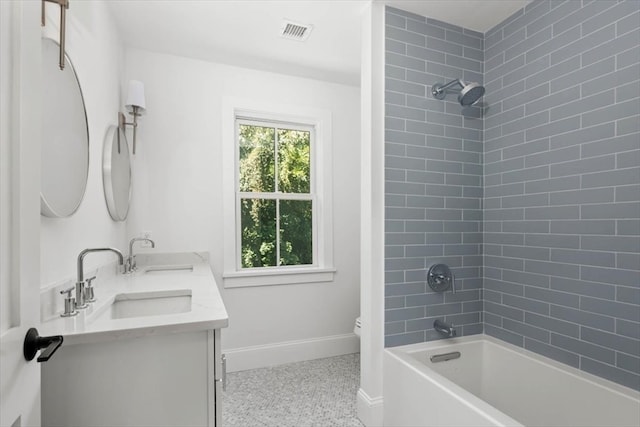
0, 1, 42, 425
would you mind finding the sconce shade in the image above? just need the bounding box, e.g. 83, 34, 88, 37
125, 80, 146, 113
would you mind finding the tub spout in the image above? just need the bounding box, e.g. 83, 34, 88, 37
434, 319, 457, 338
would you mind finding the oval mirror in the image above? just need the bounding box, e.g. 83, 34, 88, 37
102, 125, 131, 221
40, 38, 90, 218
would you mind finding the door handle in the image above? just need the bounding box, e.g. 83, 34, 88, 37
221, 354, 227, 391
23, 327, 63, 362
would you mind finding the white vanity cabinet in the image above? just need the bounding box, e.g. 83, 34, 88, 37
42, 328, 223, 427
38, 255, 228, 427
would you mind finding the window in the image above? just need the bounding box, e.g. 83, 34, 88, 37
222, 99, 334, 288
237, 120, 314, 269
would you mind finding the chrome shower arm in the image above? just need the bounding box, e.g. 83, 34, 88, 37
435, 79, 464, 93
432, 78, 485, 106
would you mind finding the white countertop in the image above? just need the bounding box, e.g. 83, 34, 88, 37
39, 255, 229, 346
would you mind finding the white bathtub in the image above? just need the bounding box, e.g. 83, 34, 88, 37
384, 335, 640, 427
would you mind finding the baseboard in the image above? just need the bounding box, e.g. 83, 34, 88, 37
224, 333, 360, 372
357, 388, 383, 427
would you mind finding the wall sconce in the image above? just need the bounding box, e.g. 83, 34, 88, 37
119, 80, 146, 155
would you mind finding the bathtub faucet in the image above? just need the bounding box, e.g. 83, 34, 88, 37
434, 319, 457, 338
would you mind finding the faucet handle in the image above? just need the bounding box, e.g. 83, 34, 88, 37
59, 286, 78, 317
59, 285, 75, 297
85, 276, 97, 303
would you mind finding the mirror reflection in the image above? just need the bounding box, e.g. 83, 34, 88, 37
40, 38, 90, 218
102, 125, 131, 221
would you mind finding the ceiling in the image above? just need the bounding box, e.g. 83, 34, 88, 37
387, 1, 532, 34
107, 0, 532, 86
107, 0, 367, 85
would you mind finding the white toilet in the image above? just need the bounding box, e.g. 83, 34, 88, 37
354, 317, 361, 337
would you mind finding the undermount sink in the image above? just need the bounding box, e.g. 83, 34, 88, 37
107, 290, 192, 320
144, 264, 194, 274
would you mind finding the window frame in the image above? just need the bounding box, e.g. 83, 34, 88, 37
222, 98, 335, 288
235, 118, 317, 271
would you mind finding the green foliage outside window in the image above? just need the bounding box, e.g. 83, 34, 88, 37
239, 123, 313, 268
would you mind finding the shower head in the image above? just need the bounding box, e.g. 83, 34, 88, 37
432, 79, 485, 106
458, 82, 485, 106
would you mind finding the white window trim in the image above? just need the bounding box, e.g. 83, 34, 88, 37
235, 118, 317, 270
222, 98, 335, 288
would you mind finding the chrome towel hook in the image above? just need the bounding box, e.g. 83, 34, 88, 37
42, 0, 69, 70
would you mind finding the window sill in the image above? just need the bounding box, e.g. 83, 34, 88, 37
222, 267, 336, 288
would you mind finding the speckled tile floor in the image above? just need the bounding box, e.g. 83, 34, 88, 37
222, 353, 364, 427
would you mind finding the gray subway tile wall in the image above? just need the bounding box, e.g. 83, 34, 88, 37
384, 0, 640, 391
384, 6, 484, 347
483, 0, 640, 391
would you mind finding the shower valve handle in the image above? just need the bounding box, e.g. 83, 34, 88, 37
427, 264, 456, 294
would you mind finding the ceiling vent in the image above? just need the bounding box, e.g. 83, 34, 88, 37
280, 20, 313, 41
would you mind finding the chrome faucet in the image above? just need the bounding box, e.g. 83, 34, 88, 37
434, 319, 457, 338
125, 237, 155, 273
76, 248, 124, 308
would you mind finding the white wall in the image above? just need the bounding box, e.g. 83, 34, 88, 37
358, 2, 386, 426
40, 1, 126, 287
124, 48, 361, 362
